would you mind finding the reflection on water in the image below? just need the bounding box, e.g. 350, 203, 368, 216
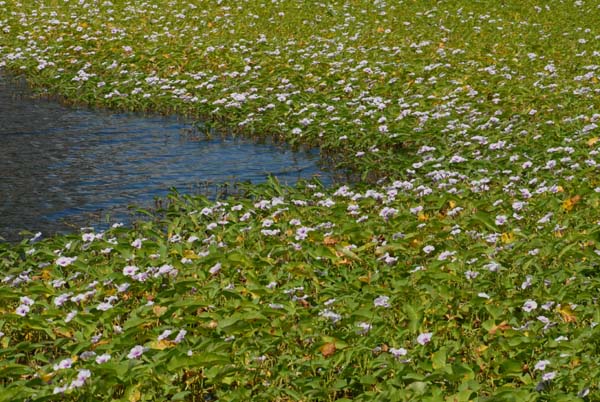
0, 74, 335, 241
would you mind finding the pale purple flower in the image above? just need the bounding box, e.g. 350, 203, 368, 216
478, 292, 490, 299
495, 215, 508, 225
20, 296, 35, 306
319, 309, 342, 323
133, 272, 149, 282
417, 332, 433, 345
295, 227, 312, 241
116, 283, 130, 292
158, 329, 173, 341
54, 293, 72, 307
69, 369, 91, 389
535, 360, 551, 371
96, 302, 113, 311
379, 207, 398, 220
53, 358, 73, 371
127, 345, 145, 359
95, 354, 111, 364
541, 301, 555, 311
465, 270, 479, 280
56, 256, 77, 267
542, 371, 556, 381
373, 295, 391, 308
437, 250, 456, 261
423, 245, 435, 254
522, 299, 538, 312
356, 322, 372, 335
79, 351, 96, 361
53, 386, 67, 394
15, 304, 30, 317
131, 238, 143, 249
174, 329, 187, 344
65, 310, 77, 323
122, 265, 138, 277
209, 263, 221, 275
82, 233, 95, 242
389, 347, 408, 358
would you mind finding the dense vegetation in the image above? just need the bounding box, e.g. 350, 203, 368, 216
1, 0, 600, 400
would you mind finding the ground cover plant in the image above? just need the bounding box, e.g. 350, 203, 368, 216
1, 0, 600, 400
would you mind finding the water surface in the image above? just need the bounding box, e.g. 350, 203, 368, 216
0, 74, 335, 241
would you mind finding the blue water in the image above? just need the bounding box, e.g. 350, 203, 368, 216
0, 74, 337, 241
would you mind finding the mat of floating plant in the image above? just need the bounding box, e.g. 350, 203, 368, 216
0, 0, 600, 400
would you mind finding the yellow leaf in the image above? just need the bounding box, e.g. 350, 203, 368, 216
556, 305, 577, 323
129, 388, 142, 402
183, 250, 199, 260
562, 195, 581, 212
448, 200, 457, 209
587, 137, 599, 147
320, 343, 336, 357
41, 372, 54, 383
149, 340, 175, 350
152, 305, 167, 317
501, 232, 515, 244
417, 212, 428, 221
476, 344, 489, 354
53, 328, 73, 338
488, 321, 511, 335
323, 236, 338, 246
376, 26, 385, 33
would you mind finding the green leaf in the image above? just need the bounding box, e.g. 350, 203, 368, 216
431, 347, 447, 370
167, 353, 230, 371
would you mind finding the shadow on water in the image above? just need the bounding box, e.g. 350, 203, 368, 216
0, 73, 345, 242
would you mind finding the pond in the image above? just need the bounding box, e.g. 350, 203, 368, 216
0, 74, 338, 242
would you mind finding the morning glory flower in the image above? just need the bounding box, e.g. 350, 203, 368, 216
422, 245, 435, 254
69, 369, 91, 389
522, 299, 538, 312
417, 332, 433, 345
95, 354, 111, 364
56, 256, 77, 267
373, 295, 391, 308
127, 345, 145, 359
534, 359, 551, 371
53, 358, 73, 371
389, 347, 408, 358
15, 305, 30, 317
356, 322, 372, 335
495, 215, 508, 225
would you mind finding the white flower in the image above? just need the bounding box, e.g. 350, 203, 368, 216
422, 245, 435, 254
53, 358, 73, 371
356, 322, 372, 335
522, 299, 538, 312
95, 354, 111, 364
373, 295, 391, 308
15, 304, 30, 317
209, 263, 221, 275
534, 359, 551, 371
96, 302, 113, 311
495, 215, 508, 225
127, 345, 145, 359
389, 347, 408, 358
416, 332, 433, 345
56, 256, 77, 267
